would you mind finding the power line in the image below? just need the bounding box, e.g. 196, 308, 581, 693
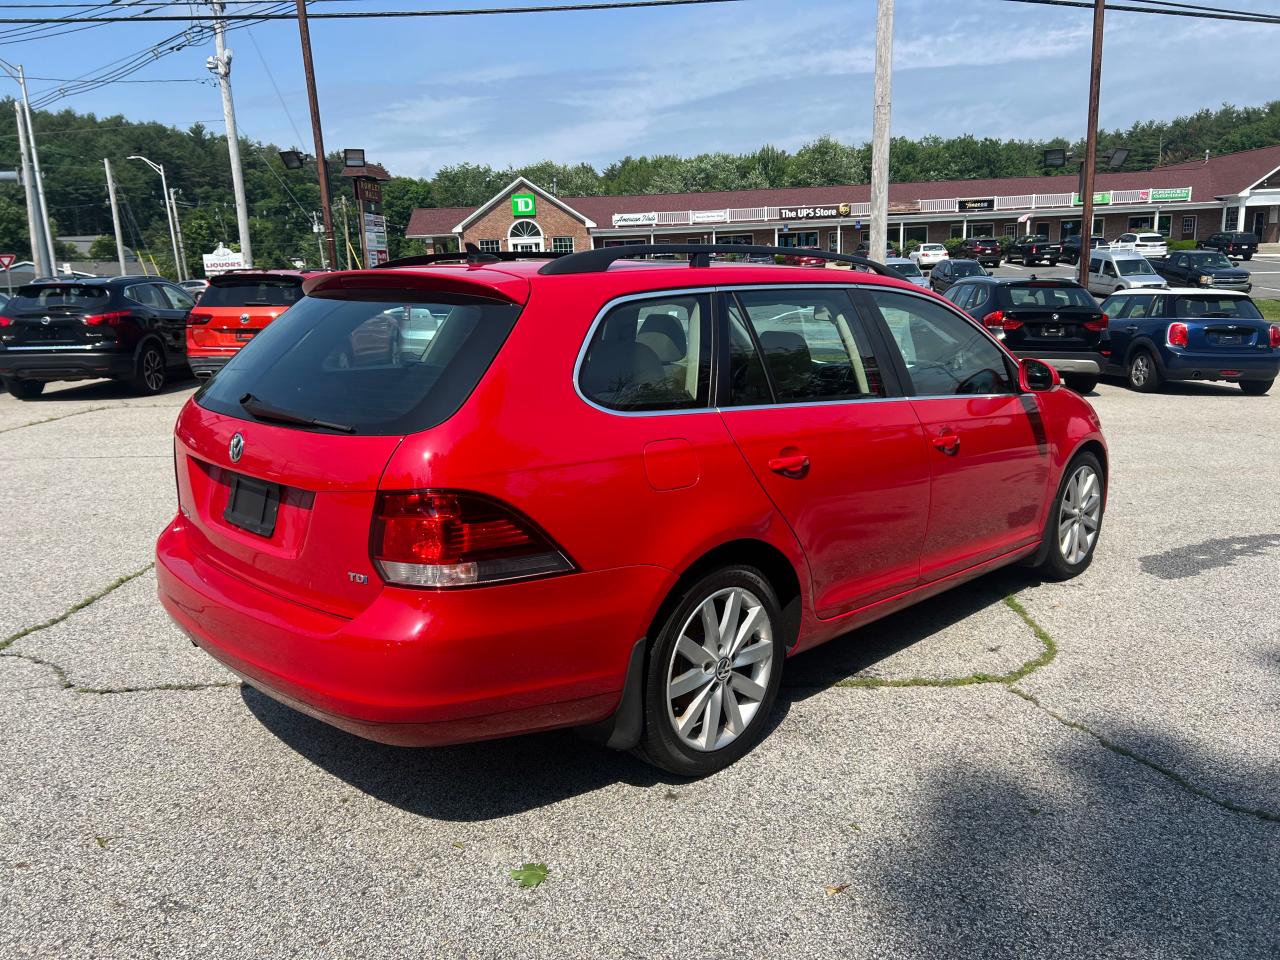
20, 74, 212, 82
995, 0, 1280, 24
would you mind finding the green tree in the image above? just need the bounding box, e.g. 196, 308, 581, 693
87, 234, 117, 260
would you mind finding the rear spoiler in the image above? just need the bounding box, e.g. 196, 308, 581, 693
302, 269, 530, 305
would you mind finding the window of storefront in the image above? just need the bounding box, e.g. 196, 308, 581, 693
1128, 215, 1154, 232
969, 222, 995, 237
720, 234, 753, 245
1157, 214, 1172, 236
477, 239, 500, 253
778, 231, 819, 248
1002, 224, 1018, 237
1061, 220, 1081, 240
603, 238, 644, 247
949, 223, 964, 239
1225, 209, 1238, 230
507, 220, 544, 251
904, 225, 929, 244
1181, 215, 1197, 239
1034, 221, 1051, 237
1093, 217, 1105, 235
827, 231, 841, 251
552, 237, 574, 253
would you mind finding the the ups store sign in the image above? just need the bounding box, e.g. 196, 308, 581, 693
778, 203, 853, 220
958, 197, 996, 212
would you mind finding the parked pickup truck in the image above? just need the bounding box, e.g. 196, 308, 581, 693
1197, 231, 1259, 261
1149, 250, 1252, 292
1098, 288, 1279, 395
1009, 235, 1059, 266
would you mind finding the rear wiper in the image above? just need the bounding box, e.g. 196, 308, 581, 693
239, 393, 354, 433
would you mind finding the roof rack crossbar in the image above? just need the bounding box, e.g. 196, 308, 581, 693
373, 242, 566, 270
536, 243, 901, 277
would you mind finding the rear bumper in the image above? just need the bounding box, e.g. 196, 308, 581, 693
155, 517, 671, 746
188, 355, 230, 380
1012, 351, 1103, 376
0, 347, 132, 381
1161, 350, 1280, 382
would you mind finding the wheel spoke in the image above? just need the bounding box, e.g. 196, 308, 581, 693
718, 589, 742, 650
732, 638, 771, 669
676, 634, 709, 668
700, 686, 723, 750
676, 682, 715, 738
729, 672, 766, 703
669, 667, 710, 699
699, 600, 721, 656
728, 604, 763, 659
723, 685, 745, 735
1081, 514, 1099, 533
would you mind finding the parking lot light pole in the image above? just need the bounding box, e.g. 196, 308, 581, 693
127, 155, 183, 280
1078, 0, 1106, 287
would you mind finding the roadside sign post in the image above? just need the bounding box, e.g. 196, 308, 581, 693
0, 253, 14, 296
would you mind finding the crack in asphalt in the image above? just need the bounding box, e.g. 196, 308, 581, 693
0, 405, 110, 434
3, 565, 1275, 825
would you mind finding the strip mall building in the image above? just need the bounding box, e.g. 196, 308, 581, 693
406, 144, 1280, 256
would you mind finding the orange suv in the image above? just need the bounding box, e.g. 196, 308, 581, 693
186, 271, 311, 379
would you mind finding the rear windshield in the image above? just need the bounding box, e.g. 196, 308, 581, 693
6, 285, 109, 310
890, 261, 923, 277
1228, 233, 1258, 243
1171, 297, 1262, 320
1000, 284, 1096, 309
1136, 235, 1164, 243
199, 277, 304, 308
952, 261, 986, 277
196, 292, 520, 435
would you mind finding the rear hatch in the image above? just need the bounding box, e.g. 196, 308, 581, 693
188, 274, 306, 352
996, 281, 1105, 351
176, 273, 525, 617
0, 283, 112, 347
1171, 295, 1272, 351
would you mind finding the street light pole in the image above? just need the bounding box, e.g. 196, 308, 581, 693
170, 187, 189, 278
209, 0, 253, 266
869, 0, 894, 263
1078, 0, 1106, 287
128, 155, 183, 280
294, 0, 338, 269
17, 66, 57, 274
13, 100, 47, 276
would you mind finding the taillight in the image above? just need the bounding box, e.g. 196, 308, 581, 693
0, 317, 11, 327
1084, 313, 1108, 332
83, 311, 132, 327
1269, 324, 1280, 349
372, 491, 574, 588
188, 312, 214, 325
1167, 322, 1189, 348
983, 310, 1023, 331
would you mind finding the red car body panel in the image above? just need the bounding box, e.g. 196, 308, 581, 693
157, 260, 1106, 746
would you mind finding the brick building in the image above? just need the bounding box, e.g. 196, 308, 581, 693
406, 146, 1280, 255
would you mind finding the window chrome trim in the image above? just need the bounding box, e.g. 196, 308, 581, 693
573, 282, 917, 418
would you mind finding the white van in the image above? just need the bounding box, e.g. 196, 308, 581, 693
1087, 250, 1167, 297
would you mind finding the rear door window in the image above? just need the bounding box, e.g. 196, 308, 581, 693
730, 288, 886, 402
868, 291, 1014, 397
196, 292, 521, 435
200, 277, 304, 308
578, 294, 711, 412
125, 283, 167, 309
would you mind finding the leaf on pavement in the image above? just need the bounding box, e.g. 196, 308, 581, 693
510, 863, 549, 889
825, 882, 850, 897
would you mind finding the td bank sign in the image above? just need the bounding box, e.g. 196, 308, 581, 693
512, 193, 537, 217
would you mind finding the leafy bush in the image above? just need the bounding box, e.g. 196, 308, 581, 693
1167, 239, 1197, 251
943, 237, 966, 256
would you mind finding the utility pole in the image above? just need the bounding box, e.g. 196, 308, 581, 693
208, 0, 253, 266
170, 187, 188, 279
16, 67, 56, 273
1078, 0, 1106, 287
869, 0, 894, 263
14, 101, 47, 276
103, 158, 127, 276
294, 0, 338, 269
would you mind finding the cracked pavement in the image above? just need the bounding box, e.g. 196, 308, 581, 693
1, 377, 1278, 959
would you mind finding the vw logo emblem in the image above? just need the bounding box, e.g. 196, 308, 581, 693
239, 314, 250, 324
1051, 313, 1060, 321
229, 433, 244, 463
40, 316, 50, 325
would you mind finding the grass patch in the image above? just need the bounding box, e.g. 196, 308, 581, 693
1255, 299, 1280, 322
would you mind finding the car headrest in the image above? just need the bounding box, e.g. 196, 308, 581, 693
637, 314, 687, 363
581, 340, 668, 404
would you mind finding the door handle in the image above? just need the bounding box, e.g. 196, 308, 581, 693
932, 433, 961, 456
1126, 325, 1138, 333
767, 454, 810, 476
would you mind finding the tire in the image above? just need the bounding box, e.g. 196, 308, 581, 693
1243, 253, 1253, 261
1239, 379, 1273, 396
129, 342, 166, 395
1127, 349, 1161, 393
633, 565, 785, 777
1033, 452, 1105, 581
3, 378, 45, 400
1064, 375, 1098, 394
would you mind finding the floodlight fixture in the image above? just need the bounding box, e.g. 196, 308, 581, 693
343, 148, 366, 168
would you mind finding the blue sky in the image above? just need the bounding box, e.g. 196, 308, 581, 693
6, 0, 1279, 178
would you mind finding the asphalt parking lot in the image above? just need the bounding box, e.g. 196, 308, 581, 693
2, 375, 1278, 960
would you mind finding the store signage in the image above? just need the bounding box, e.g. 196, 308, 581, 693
612, 212, 658, 227
958, 197, 995, 212
511, 192, 536, 217
692, 209, 726, 224
1072, 192, 1112, 206
354, 180, 383, 205
363, 213, 388, 268
202, 244, 244, 276
777, 203, 850, 220
1150, 187, 1192, 202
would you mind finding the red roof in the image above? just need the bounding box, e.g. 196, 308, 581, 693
405, 145, 1280, 237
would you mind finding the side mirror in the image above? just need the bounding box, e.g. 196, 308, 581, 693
1019, 358, 1059, 392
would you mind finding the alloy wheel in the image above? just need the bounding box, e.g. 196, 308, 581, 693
143, 350, 164, 391
665, 587, 773, 753
1130, 354, 1150, 388
1058, 464, 1102, 565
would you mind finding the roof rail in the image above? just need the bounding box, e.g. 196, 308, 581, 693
536, 243, 902, 278
374, 242, 566, 270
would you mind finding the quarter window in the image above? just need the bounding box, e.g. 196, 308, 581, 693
731, 289, 886, 402
579, 294, 711, 412
159, 284, 195, 310
552, 236, 574, 253
868, 290, 1014, 397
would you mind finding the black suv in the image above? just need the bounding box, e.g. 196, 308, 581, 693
1059, 236, 1109, 265
1198, 232, 1258, 261
928, 257, 987, 294
1010, 235, 1060, 266
957, 237, 1002, 266
943, 276, 1107, 393
0, 276, 193, 399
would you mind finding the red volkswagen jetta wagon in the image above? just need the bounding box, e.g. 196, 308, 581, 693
156, 245, 1107, 775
